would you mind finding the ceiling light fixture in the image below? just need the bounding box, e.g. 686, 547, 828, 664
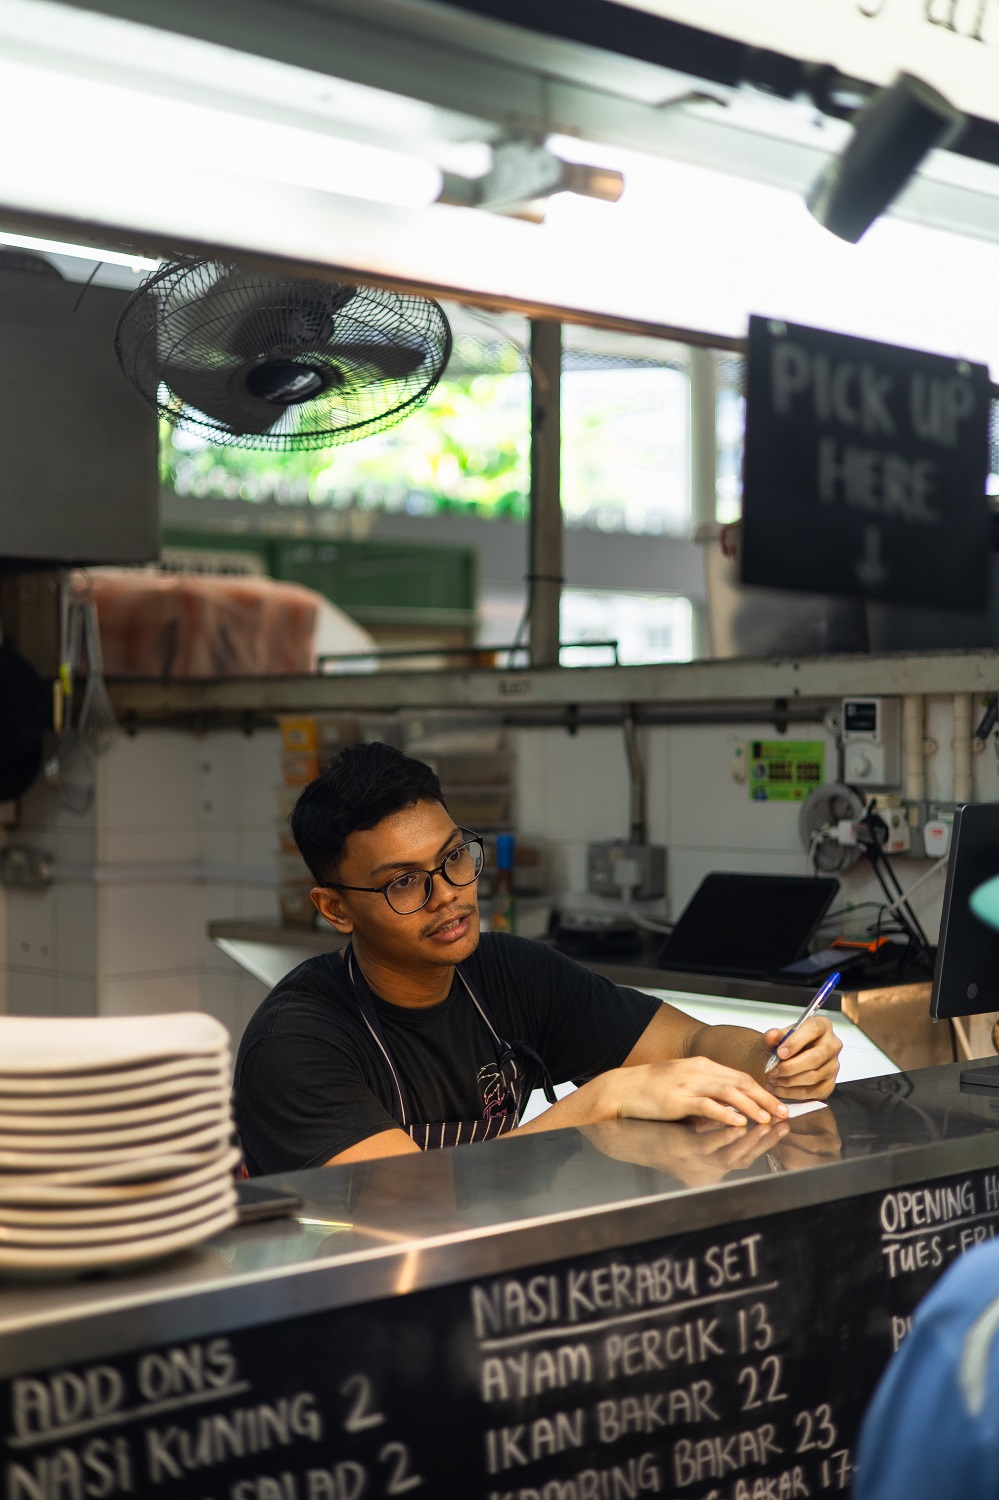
0, 229, 160, 270
438, 140, 623, 222
0, 51, 445, 213
807, 73, 966, 243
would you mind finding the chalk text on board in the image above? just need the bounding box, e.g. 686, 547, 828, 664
672, 1422, 783, 1485
878, 1176, 999, 1277
3, 1343, 426, 1500
771, 343, 982, 528
771, 344, 976, 449
699, 1469, 812, 1500
486, 1449, 663, 1499
817, 444, 939, 524
481, 1344, 593, 1401
471, 1236, 765, 1340
9, 1340, 241, 1445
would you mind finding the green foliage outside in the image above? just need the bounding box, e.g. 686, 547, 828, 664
162, 373, 530, 521
161, 363, 692, 535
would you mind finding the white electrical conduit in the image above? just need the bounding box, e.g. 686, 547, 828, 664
954, 693, 975, 803
903, 694, 926, 803
878, 855, 949, 919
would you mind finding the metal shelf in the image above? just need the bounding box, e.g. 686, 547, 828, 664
106, 649, 999, 727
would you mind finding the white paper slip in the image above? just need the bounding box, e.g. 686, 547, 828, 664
785, 1100, 828, 1119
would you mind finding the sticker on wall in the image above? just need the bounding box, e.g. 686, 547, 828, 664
750, 739, 825, 801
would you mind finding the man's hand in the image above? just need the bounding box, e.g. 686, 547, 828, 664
584, 1118, 790, 1186
771, 1108, 842, 1171
598, 1056, 789, 1129
763, 1015, 842, 1100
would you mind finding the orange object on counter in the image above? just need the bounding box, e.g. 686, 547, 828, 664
830, 936, 894, 954
282, 752, 322, 786
279, 716, 320, 753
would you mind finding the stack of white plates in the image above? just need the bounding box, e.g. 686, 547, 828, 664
0, 1013, 238, 1273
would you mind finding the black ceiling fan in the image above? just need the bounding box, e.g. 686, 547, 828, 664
114, 259, 452, 450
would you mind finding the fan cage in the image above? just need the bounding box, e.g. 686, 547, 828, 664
114, 260, 453, 452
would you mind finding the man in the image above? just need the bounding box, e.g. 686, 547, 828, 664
235, 743, 841, 1175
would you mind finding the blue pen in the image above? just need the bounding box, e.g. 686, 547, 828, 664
764, 971, 841, 1075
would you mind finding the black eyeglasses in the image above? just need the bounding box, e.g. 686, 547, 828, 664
325, 831, 485, 915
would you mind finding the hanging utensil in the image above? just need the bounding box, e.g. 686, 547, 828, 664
78, 599, 116, 755
51, 581, 70, 736
43, 588, 95, 814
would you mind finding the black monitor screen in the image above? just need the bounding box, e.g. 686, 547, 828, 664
931, 802, 999, 1019
658, 872, 839, 978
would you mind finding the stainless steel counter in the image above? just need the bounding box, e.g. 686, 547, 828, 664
1, 1062, 997, 1378
4, 1064, 999, 1499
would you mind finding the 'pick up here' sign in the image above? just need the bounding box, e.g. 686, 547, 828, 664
740, 315, 991, 611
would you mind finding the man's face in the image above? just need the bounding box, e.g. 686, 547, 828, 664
312, 798, 481, 969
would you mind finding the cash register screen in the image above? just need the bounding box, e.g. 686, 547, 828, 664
931, 802, 999, 1018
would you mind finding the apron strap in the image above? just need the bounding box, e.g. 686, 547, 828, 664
344, 944, 411, 1128
343, 943, 558, 1132
456, 969, 558, 1111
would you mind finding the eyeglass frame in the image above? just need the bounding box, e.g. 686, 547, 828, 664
321, 829, 485, 915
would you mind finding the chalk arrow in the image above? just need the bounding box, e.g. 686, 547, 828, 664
855, 524, 888, 588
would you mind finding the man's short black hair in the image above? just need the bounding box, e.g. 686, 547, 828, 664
291, 741, 446, 884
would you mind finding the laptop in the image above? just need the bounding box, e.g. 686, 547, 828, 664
657, 872, 839, 980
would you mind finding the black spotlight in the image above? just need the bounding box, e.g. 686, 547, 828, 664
807, 73, 965, 243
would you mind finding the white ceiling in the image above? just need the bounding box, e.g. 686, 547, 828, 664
6, 0, 999, 369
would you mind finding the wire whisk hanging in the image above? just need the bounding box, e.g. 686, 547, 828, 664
77, 599, 116, 755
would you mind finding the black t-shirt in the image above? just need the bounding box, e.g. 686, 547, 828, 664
234, 932, 660, 1175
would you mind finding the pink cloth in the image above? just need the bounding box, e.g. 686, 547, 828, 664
82, 571, 321, 678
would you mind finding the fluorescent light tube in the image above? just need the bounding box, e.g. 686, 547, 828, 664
0, 230, 159, 270
0, 54, 443, 210
0, 0, 449, 211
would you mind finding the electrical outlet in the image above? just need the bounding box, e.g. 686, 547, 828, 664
587, 840, 666, 901
923, 819, 951, 857
881, 807, 910, 855
899, 801, 957, 855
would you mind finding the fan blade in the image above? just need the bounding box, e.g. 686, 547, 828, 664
216, 275, 356, 362
328, 341, 429, 379
164, 365, 283, 437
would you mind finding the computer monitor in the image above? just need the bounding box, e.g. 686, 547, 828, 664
930, 802, 999, 1020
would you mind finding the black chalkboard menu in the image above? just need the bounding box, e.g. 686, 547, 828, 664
5, 1160, 999, 1500
740, 315, 991, 610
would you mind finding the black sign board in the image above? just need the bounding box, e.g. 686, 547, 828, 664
741, 315, 991, 610
5, 1161, 999, 1500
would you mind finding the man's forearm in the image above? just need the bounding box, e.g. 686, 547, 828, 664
687, 1023, 771, 1083
508, 1076, 615, 1137
509, 1048, 787, 1140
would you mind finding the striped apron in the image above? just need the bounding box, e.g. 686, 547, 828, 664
344, 943, 557, 1149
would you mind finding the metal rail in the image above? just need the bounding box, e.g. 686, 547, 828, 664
105, 648, 999, 729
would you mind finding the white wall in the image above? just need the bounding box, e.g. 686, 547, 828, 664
513, 695, 999, 942
3, 695, 996, 1047
1, 729, 278, 1041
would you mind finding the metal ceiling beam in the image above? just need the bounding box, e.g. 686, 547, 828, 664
18, 0, 999, 297
53, 0, 999, 175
